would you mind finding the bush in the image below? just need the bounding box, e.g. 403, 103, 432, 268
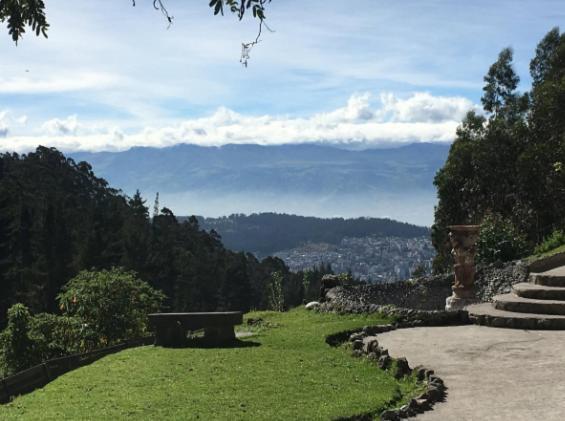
30, 313, 92, 358
0, 304, 38, 376
476, 213, 529, 264
267, 271, 285, 312
534, 229, 565, 255
57, 268, 165, 345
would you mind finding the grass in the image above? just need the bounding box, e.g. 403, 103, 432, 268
526, 243, 565, 263
0, 309, 422, 420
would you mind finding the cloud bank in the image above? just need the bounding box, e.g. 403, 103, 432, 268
0, 92, 479, 153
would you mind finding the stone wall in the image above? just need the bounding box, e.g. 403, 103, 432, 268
321, 260, 529, 312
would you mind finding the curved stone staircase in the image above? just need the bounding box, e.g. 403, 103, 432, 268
467, 266, 565, 329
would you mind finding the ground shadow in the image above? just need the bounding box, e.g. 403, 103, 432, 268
155, 337, 261, 349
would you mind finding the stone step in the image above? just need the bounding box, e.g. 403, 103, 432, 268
512, 283, 565, 300
493, 293, 565, 315
467, 303, 565, 330
530, 266, 565, 287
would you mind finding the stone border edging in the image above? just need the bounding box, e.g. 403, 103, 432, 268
326, 324, 446, 420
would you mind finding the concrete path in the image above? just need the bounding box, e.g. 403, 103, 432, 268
378, 325, 565, 420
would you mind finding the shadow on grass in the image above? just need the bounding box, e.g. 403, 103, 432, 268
156, 338, 261, 349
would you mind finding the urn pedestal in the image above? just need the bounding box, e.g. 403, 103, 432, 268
445, 225, 480, 311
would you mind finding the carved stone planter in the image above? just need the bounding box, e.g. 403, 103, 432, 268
446, 225, 480, 311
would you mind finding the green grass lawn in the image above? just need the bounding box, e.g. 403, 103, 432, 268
526, 243, 565, 263
0, 309, 421, 420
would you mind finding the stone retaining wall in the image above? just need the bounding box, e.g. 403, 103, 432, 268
321, 260, 529, 313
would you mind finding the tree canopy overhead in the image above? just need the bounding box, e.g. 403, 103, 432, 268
0, 0, 271, 47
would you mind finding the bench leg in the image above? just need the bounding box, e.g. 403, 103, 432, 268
155, 324, 187, 347
204, 326, 235, 344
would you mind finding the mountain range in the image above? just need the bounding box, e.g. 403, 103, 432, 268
71, 142, 450, 226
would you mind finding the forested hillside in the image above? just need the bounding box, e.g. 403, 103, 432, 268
197, 213, 430, 257
0, 148, 310, 326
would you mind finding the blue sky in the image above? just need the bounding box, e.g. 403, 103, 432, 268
0, 0, 563, 152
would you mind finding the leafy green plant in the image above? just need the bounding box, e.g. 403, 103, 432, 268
476, 213, 529, 264
29, 313, 92, 359
0, 304, 38, 376
57, 268, 165, 345
534, 229, 565, 255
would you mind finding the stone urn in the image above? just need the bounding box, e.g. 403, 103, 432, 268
445, 225, 480, 311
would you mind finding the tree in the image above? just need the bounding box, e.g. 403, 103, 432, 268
1, 0, 272, 47
432, 27, 565, 272
481, 48, 522, 117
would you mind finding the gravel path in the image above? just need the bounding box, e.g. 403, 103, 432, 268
378, 325, 565, 420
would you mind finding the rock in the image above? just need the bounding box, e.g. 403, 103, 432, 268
351, 349, 364, 358
305, 301, 320, 310
429, 378, 445, 391
428, 374, 443, 386
351, 339, 363, 350
378, 355, 391, 369
380, 409, 400, 420
413, 365, 427, 382
320, 275, 344, 300
398, 404, 414, 418
415, 398, 429, 411
349, 332, 365, 342
423, 385, 443, 401
393, 357, 411, 379
407, 398, 420, 413
362, 336, 379, 354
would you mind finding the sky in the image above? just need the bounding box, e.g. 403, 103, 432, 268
0, 0, 563, 153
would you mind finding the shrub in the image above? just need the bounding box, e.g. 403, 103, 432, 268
57, 268, 165, 345
0, 304, 38, 376
267, 271, 285, 312
30, 313, 92, 358
534, 229, 565, 255
476, 213, 529, 264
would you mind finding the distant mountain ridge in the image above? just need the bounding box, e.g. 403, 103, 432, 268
195, 212, 430, 257
71, 142, 450, 226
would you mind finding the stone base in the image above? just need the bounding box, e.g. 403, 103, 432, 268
446, 295, 479, 311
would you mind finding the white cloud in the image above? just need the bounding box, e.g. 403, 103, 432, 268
377, 92, 479, 123
0, 92, 478, 153
42, 115, 79, 136
0, 110, 30, 138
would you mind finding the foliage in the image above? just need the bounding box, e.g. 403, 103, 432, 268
29, 313, 94, 358
534, 229, 565, 255
267, 271, 285, 312
0, 304, 37, 376
433, 27, 565, 271
0, 147, 301, 329
1, 1, 271, 44
0, 309, 423, 420
476, 214, 529, 264
57, 268, 165, 345
0, 0, 49, 43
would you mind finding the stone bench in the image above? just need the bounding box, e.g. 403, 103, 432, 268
148, 312, 243, 347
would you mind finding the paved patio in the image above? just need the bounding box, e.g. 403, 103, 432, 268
378, 325, 565, 420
